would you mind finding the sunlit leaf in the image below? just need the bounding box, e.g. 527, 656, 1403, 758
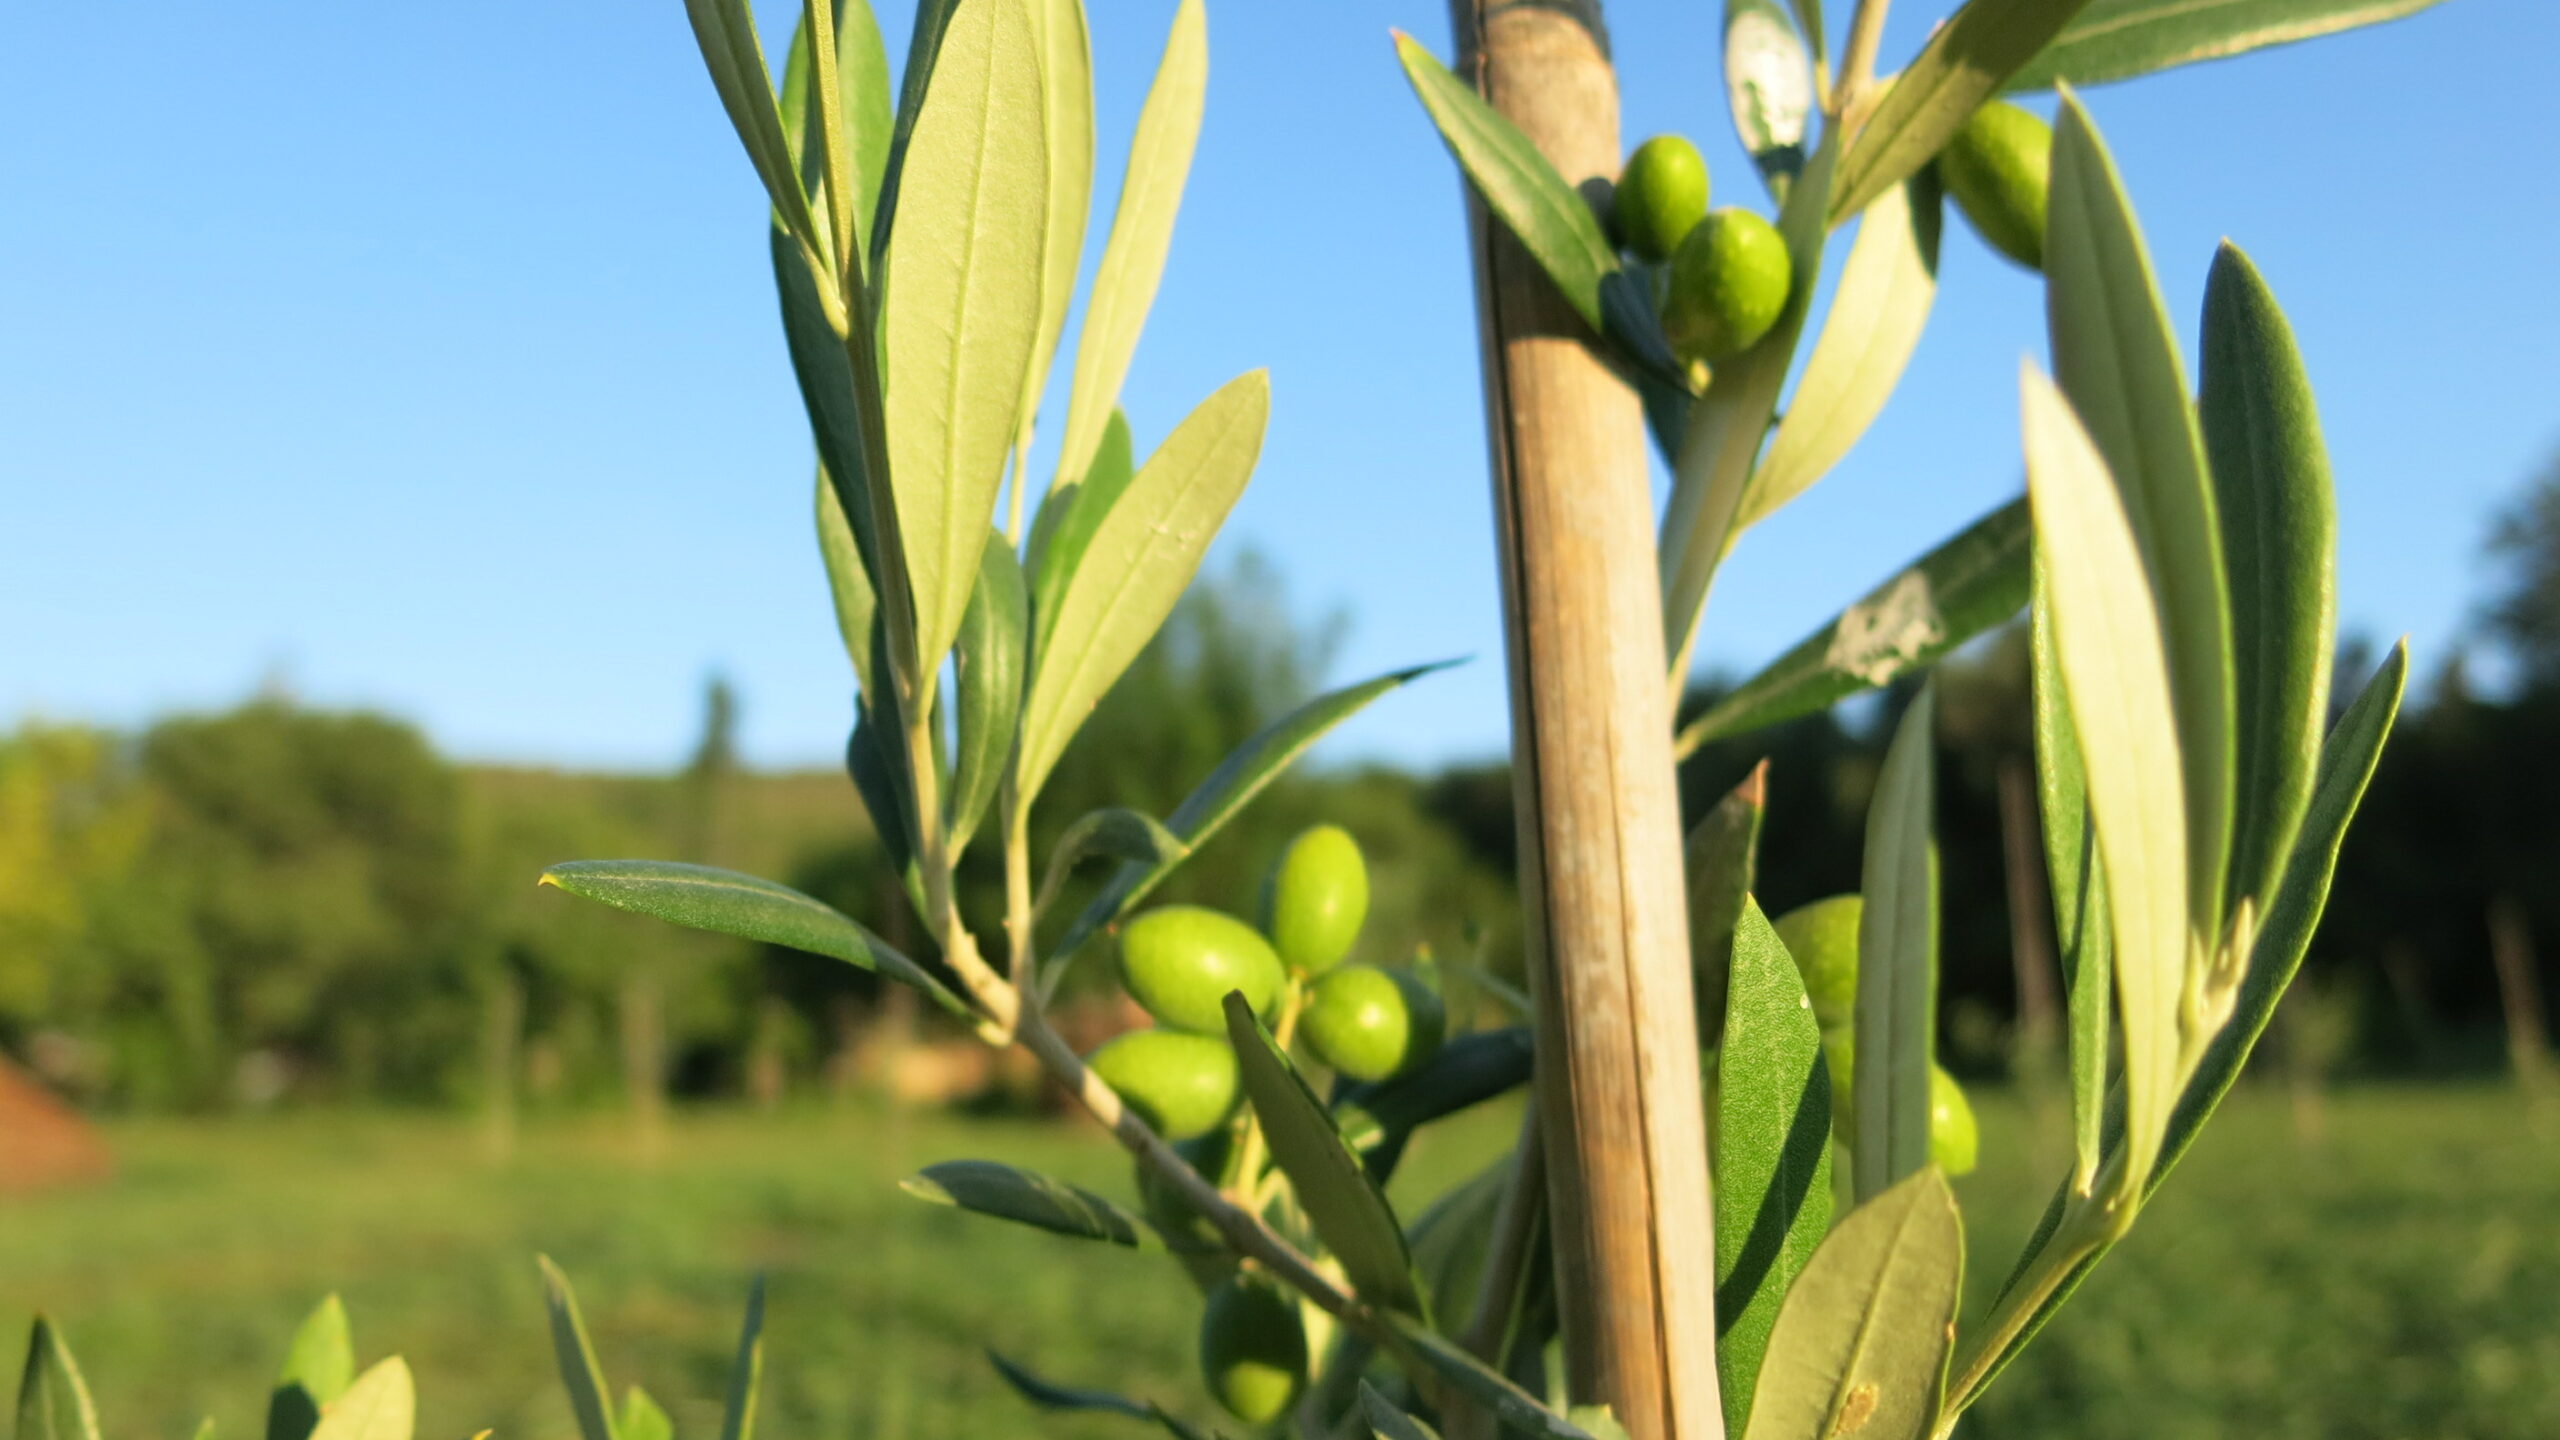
1013, 0, 1095, 478
881, 0, 1049, 690
2031, 555, 2112, 1192
683, 0, 824, 260
1687, 763, 1768, 1043
1853, 687, 1938, 1202
1725, 0, 1816, 196
1737, 1170, 1961, 1440
948, 532, 1028, 855
2008, 0, 2449, 90
1678, 496, 2028, 757
537, 1260, 617, 1440
306, 1360, 411, 1440
778, 0, 893, 266
1828, 0, 2093, 223
1393, 32, 1618, 334
1055, 0, 1206, 493
266, 1296, 355, 1440
814, 468, 881, 698
1715, 900, 1836, 1433
16, 1317, 101, 1440
719, 1278, 765, 1440
615, 1390, 670, 1440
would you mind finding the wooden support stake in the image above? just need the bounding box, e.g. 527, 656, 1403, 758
1441, 4, 1722, 1437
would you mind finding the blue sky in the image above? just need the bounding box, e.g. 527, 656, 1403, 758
3, 0, 2549, 774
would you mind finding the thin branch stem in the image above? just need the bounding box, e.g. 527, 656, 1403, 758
803, 0, 857, 291
1835, 0, 1893, 114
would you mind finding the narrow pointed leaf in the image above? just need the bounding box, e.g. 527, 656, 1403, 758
538, 1260, 617, 1440
1678, 497, 2029, 756
1387, 1323, 1596, 1440
870, 0, 960, 265
985, 1353, 1216, 1440
779, 0, 893, 259
719, 1278, 765, 1440
1660, 131, 1838, 677
1029, 410, 1137, 659
901, 1159, 1158, 1248
949, 531, 1028, 854
1360, 1385, 1445, 1440
17, 1318, 101, 1440
1048, 660, 1454, 968
1853, 687, 1939, 1201
2200, 241, 2334, 916
2031, 556, 2113, 1191
882, 0, 1049, 686
1402, 1150, 1516, 1325
1033, 808, 1188, 919
307, 1360, 411, 1440
1828, 0, 2094, 222
2046, 91, 2234, 938
1725, 0, 1815, 196
1746, 168, 1942, 527
538, 861, 972, 1021
1687, 764, 1769, 1045
1014, 0, 1095, 462
616, 1391, 670, 1440
1393, 32, 1617, 334
1715, 900, 1837, 1433
1017, 372, 1270, 799
774, 225, 884, 604
2009, 0, 2450, 90
2020, 365, 2187, 1188
1737, 1169, 1961, 1440
815, 467, 880, 697
1332, 1026, 1534, 1182
1055, 0, 1206, 491
266, 1296, 355, 1440
1223, 993, 1422, 1315
683, 0, 824, 258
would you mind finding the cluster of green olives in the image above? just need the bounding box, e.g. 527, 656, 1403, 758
1770, 894, 1978, 1176
1084, 825, 1448, 1425
1611, 133, 1794, 366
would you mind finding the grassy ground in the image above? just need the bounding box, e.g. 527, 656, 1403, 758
2, 1085, 2552, 1440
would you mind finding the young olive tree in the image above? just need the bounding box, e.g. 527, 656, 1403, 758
8, 3, 2443, 1440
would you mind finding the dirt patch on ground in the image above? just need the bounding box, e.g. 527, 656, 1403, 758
0, 1056, 110, 1193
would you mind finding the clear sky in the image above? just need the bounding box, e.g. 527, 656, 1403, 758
3, 1, 2550, 774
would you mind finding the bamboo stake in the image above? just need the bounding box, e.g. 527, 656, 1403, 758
1441, 4, 1722, 1437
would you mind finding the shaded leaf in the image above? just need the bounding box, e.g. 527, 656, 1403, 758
1224, 993, 1421, 1316
1387, 1321, 1594, 1440
719, 1278, 766, 1440
1034, 808, 1188, 919
985, 1353, 1215, 1440
1055, 0, 1206, 492
538, 1259, 617, 1440
16, 1318, 100, 1440
1746, 168, 1942, 527
1853, 687, 1938, 1201
2046, 91, 2234, 939
1677, 497, 2028, 756
1333, 1026, 1534, 1183
778, 0, 893, 264
538, 861, 973, 1022
683, 0, 824, 258
1017, 372, 1270, 800
2200, 241, 2334, 917
774, 225, 886, 639
2009, 0, 2449, 90
1359, 1385, 1444, 1440
2031, 555, 2113, 1192
881, 0, 1050, 687
1725, 0, 1816, 196
949, 531, 1029, 855
1687, 763, 1769, 1044
2019, 365, 2186, 1190
1715, 900, 1836, 1434
1402, 1150, 1515, 1329
814, 468, 881, 697
1393, 32, 1617, 333
901, 1159, 1158, 1249
266, 1296, 355, 1440
1737, 1170, 1961, 1440
1828, 0, 2093, 222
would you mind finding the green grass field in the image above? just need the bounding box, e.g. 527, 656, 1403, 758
3, 1086, 2552, 1440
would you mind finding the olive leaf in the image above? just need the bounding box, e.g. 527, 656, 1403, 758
1047, 660, 1455, 972
1676, 496, 2029, 758
1028, 409, 1137, 658
682, 0, 825, 263
1724, 0, 1815, 197
719, 1278, 766, 1440
2047, 90, 2235, 940
815, 469, 881, 698
1827, 0, 2094, 223
1015, 371, 1270, 801
1402, 1150, 1515, 1329
266, 1296, 355, 1440
1223, 992, 1423, 1316
986, 1352, 1220, 1440
1033, 808, 1188, 919
1852, 686, 1938, 1202
2031, 554, 2113, 1193
902, 1159, 1160, 1249
1332, 1026, 1534, 1182
538, 1258, 618, 1440
1393, 31, 1618, 335
1054, 0, 1206, 494
1714, 900, 1836, 1433
1358, 1384, 1444, 1440
1744, 167, 1942, 529
870, 0, 960, 268
775, 225, 888, 621
880, 0, 1049, 694
307, 1360, 412, 1440
2200, 241, 2336, 919
948, 531, 1028, 856
2019, 364, 2187, 1193
1387, 1323, 1597, 1440
779, 0, 892, 257
1737, 1170, 1961, 1440
537, 861, 975, 1023
15, 1317, 101, 1440
1687, 763, 1768, 1043
616, 1390, 671, 1440
1013, 0, 1095, 485
2007, 0, 2450, 91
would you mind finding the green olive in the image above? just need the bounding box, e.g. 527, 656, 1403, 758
1930, 1064, 1980, 1177
1660, 207, 1793, 364
1301, 964, 1446, 1083
1088, 1029, 1240, 1142
1265, 824, 1369, 975
1937, 100, 2052, 271
1119, 905, 1285, 1034
1615, 134, 1710, 264
1198, 1275, 1307, 1425
1772, 894, 1862, 1031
